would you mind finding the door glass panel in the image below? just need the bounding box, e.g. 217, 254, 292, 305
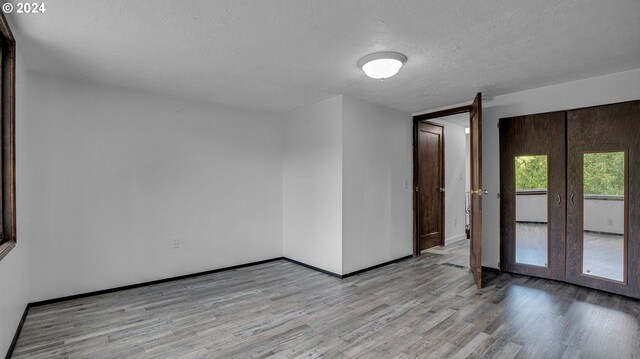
515, 155, 548, 267
582, 152, 625, 282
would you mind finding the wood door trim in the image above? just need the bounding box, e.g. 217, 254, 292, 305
427, 121, 445, 251
0, 12, 15, 263
414, 105, 472, 123
413, 121, 445, 255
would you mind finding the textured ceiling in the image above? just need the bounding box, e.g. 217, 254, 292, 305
7, 0, 640, 113
439, 114, 469, 128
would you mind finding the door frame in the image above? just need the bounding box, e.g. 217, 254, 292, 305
413, 104, 472, 257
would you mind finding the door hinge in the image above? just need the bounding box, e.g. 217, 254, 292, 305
415, 187, 419, 192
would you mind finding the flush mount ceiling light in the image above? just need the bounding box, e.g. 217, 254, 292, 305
358, 51, 408, 80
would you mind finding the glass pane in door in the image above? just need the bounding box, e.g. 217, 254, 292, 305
515, 155, 548, 267
582, 152, 625, 282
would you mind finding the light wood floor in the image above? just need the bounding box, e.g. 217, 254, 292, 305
12, 241, 640, 358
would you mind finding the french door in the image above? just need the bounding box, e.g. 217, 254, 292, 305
499, 112, 566, 281
565, 101, 639, 298
500, 100, 640, 299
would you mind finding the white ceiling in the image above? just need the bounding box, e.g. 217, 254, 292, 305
7, 0, 640, 113
439, 113, 469, 128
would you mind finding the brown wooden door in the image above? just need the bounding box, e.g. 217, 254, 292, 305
499, 112, 566, 281
415, 122, 444, 252
566, 101, 640, 298
469, 93, 483, 288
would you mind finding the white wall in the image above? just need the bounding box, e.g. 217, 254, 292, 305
517, 194, 624, 234
584, 198, 624, 235
283, 97, 343, 274
342, 96, 412, 274
429, 117, 468, 244
25, 72, 284, 302
283, 95, 413, 275
481, 68, 640, 268
0, 50, 30, 357
515, 194, 548, 223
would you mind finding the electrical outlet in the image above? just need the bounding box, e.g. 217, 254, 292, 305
454, 218, 458, 226
404, 179, 409, 189
607, 219, 613, 226
172, 238, 180, 249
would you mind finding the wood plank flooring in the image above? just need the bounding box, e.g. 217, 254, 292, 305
12, 240, 640, 358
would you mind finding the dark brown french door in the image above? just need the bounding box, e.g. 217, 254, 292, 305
565, 101, 640, 298
500, 100, 640, 299
499, 112, 566, 281
413, 93, 484, 289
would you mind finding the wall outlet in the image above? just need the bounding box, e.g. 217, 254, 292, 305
607, 219, 613, 226
404, 179, 409, 189
172, 237, 180, 249
454, 218, 458, 226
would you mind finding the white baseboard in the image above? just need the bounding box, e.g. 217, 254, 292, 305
445, 234, 467, 246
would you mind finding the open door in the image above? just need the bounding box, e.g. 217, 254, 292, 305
469, 92, 483, 288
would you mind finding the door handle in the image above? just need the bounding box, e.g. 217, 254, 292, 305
570, 194, 575, 204
470, 189, 488, 196
439, 188, 446, 193
556, 194, 561, 205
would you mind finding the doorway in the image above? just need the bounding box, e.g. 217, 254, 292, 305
413, 93, 484, 288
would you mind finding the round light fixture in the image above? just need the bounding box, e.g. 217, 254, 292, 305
358, 51, 408, 80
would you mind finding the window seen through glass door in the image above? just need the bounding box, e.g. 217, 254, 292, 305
515, 155, 549, 267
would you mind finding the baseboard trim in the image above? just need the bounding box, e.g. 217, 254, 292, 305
28, 255, 414, 308
7, 254, 412, 358
282, 255, 413, 279
482, 266, 501, 273
29, 257, 284, 308
282, 257, 342, 278
342, 255, 413, 278
5, 304, 30, 359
